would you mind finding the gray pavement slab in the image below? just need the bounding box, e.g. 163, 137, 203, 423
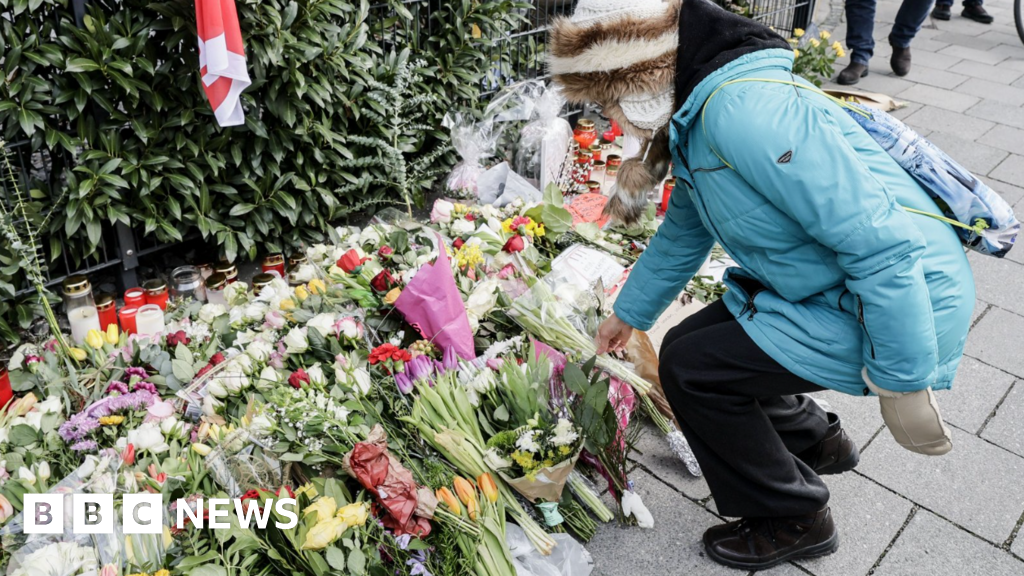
937, 44, 1008, 65
856, 425, 1024, 543
923, 131, 1009, 175
630, 424, 713, 500
898, 83, 981, 112
978, 124, 1024, 156
942, 356, 1018, 434
988, 180, 1024, 209
965, 307, 1024, 379
794, 473, 914, 576
965, 98, 1024, 130
872, 510, 1024, 576
902, 104, 996, 139
588, 469, 736, 576
989, 155, 1024, 188
948, 60, 1024, 84
807, 390, 884, 451
902, 65, 969, 90
970, 299, 991, 327
963, 253, 1024, 320
956, 78, 1024, 106
981, 381, 1024, 457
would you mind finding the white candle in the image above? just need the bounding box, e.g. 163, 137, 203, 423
68, 306, 101, 345
206, 288, 226, 306
135, 304, 165, 337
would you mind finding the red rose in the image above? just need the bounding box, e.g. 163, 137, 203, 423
196, 364, 213, 379
209, 352, 226, 366
337, 249, 370, 273
288, 369, 310, 389
465, 213, 476, 221
166, 330, 190, 347
370, 269, 396, 293
452, 238, 465, 250
378, 246, 394, 259
502, 235, 525, 254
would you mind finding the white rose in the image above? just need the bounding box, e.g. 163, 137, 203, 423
308, 244, 330, 265
415, 253, 434, 267
431, 199, 454, 223
220, 369, 249, 394
360, 226, 381, 246
246, 340, 273, 362
466, 279, 500, 318
198, 303, 227, 324
229, 306, 246, 326
205, 378, 228, 399
127, 422, 170, 454
244, 302, 269, 322
202, 394, 223, 418
483, 448, 512, 471
283, 327, 309, 354
230, 354, 254, 375
402, 266, 421, 284
307, 363, 327, 387
451, 218, 475, 236
22, 412, 43, 431
257, 366, 283, 390
224, 281, 250, 306
336, 317, 360, 339
291, 264, 317, 283
307, 313, 336, 338
234, 329, 258, 346
352, 367, 371, 395
249, 414, 274, 436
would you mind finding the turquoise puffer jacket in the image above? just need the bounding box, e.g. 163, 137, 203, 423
613, 49, 975, 396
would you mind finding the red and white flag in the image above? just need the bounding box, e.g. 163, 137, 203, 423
196, 0, 251, 127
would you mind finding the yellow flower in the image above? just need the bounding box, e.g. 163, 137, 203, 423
794, 28, 805, 37
301, 518, 345, 550
477, 474, 498, 504
296, 483, 319, 499
336, 502, 369, 527
294, 285, 309, 301
836, 47, 846, 58
105, 324, 119, 345
85, 329, 104, 350
501, 218, 514, 233
126, 573, 149, 576
304, 497, 338, 523
819, 30, 831, 40
383, 287, 402, 305
99, 415, 125, 426
162, 525, 173, 548
832, 41, 845, 56
794, 49, 801, 58
154, 570, 170, 576
69, 347, 88, 361
534, 223, 545, 238
192, 443, 212, 456
810, 38, 820, 47
307, 278, 327, 295
279, 298, 296, 311
436, 487, 461, 515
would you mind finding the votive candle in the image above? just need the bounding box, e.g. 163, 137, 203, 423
135, 304, 165, 337
124, 288, 146, 307
68, 306, 101, 345
96, 294, 118, 331
119, 306, 139, 335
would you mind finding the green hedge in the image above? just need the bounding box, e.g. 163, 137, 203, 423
0, 0, 529, 344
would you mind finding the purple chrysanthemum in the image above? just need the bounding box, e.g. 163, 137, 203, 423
132, 381, 158, 395
106, 381, 129, 395
125, 366, 149, 380
71, 440, 99, 451
59, 412, 101, 442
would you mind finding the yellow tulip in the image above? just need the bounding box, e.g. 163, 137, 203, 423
477, 473, 499, 504
304, 497, 338, 523
453, 477, 478, 520
279, 298, 296, 311
335, 502, 369, 527
11, 393, 37, 416
85, 329, 105, 350
69, 347, 88, 361
192, 443, 212, 456
436, 487, 461, 515
383, 287, 402, 305
794, 28, 805, 37
307, 279, 327, 295
819, 30, 831, 40
162, 526, 173, 548
294, 285, 309, 301
155, 570, 171, 576
105, 324, 119, 345
301, 518, 345, 550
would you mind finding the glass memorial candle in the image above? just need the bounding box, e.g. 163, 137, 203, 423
252, 273, 275, 295
143, 279, 169, 310
171, 265, 205, 302
135, 304, 165, 337
96, 294, 118, 331
118, 306, 139, 335
214, 262, 238, 284
197, 262, 214, 281
63, 275, 101, 345
206, 273, 228, 305
124, 287, 146, 307
262, 253, 286, 278
573, 119, 597, 149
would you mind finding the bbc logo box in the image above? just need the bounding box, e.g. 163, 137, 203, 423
23, 493, 164, 535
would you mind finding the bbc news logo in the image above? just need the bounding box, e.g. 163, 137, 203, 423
23, 494, 299, 534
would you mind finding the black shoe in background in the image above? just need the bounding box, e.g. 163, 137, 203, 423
890, 43, 912, 76
962, 4, 994, 23
837, 62, 869, 85
931, 4, 952, 19
704, 508, 840, 570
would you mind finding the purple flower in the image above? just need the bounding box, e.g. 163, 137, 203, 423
71, 440, 99, 452
407, 550, 433, 576
43, 339, 58, 353
125, 366, 149, 380
486, 358, 504, 371
442, 346, 458, 371
405, 355, 435, 383
24, 354, 42, 365
60, 412, 101, 442
106, 381, 129, 395
394, 372, 413, 394
132, 381, 158, 395
395, 534, 412, 550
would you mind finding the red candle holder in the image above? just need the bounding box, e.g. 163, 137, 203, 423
143, 279, 169, 310
119, 306, 139, 335
262, 253, 286, 278
96, 294, 118, 331
610, 118, 623, 137
124, 287, 146, 307
0, 368, 12, 411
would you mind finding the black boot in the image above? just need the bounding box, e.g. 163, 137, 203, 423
704, 508, 840, 570
931, 3, 952, 19
797, 413, 860, 475
837, 62, 869, 85
890, 42, 912, 76
962, 4, 994, 23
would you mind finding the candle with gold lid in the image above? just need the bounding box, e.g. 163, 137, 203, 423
206, 272, 228, 305
252, 273, 276, 295
214, 261, 238, 284
262, 253, 286, 278
95, 294, 118, 331
573, 119, 597, 149
143, 278, 169, 310
63, 275, 101, 345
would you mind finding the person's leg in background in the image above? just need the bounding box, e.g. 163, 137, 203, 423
657, 300, 848, 568
931, 0, 953, 19
960, 0, 994, 22
889, 0, 936, 76
838, 0, 877, 85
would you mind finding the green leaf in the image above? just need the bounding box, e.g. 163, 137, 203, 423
540, 204, 573, 234
8, 424, 38, 447
175, 342, 194, 364
65, 57, 100, 73
172, 359, 196, 383
347, 548, 366, 574
326, 547, 346, 571
543, 183, 564, 206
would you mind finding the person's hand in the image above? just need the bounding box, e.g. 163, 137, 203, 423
595, 313, 634, 354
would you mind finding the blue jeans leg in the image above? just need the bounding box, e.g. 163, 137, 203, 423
845, 0, 877, 65
890, 0, 937, 48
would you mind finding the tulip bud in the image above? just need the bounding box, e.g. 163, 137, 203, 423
436, 487, 461, 516
36, 461, 50, 482
197, 422, 211, 441
69, 347, 88, 361
122, 443, 136, 465
453, 477, 477, 506
105, 324, 119, 345
85, 329, 105, 350
11, 393, 37, 416
383, 287, 402, 305
192, 443, 213, 456
308, 279, 327, 295
294, 285, 309, 301
477, 473, 499, 504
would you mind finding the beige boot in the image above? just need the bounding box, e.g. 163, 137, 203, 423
862, 368, 953, 456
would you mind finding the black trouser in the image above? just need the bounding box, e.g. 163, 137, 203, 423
660, 299, 831, 518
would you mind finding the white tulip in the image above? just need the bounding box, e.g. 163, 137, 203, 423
202, 395, 223, 418
127, 422, 170, 454
17, 466, 36, 486
36, 461, 50, 482
352, 368, 371, 396
283, 327, 309, 354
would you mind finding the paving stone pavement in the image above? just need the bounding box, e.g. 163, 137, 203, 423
588, 0, 1024, 572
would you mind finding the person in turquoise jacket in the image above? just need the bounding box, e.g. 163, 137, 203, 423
551, 0, 974, 569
